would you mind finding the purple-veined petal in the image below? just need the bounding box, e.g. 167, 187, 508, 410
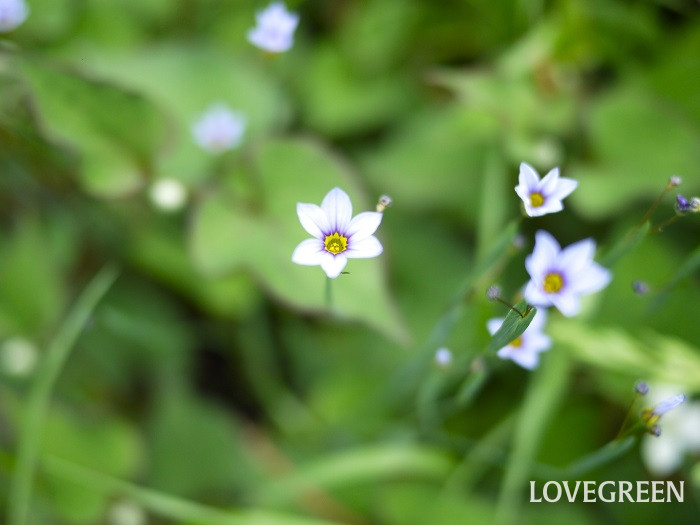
320, 252, 348, 279
540, 167, 560, 195
524, 279, 551, 307
321, 187, 353, 233
487, 318, 505, 336
549, 292, 580, 317
346, 235, 383, 258
346, 211, 382, 241
549, 177, 578, 201
297, 203, 329, 238
525, 230, 560, 279
519, 162, 540, 190
567, 263, 612, 295
291, 238, 325, 265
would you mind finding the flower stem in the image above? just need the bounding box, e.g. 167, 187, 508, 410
636, 181, 673, 229
650, 214, 680, 234
325, 277, 333, 311
7, 265, 119, 525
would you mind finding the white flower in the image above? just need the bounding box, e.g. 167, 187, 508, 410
148, 178, 187, 212
292, 187, 383, 279
1, 337, 37, 377
487, 309, 551, 370
514, 162, 578, 217
435, 347, 453, 367
641, 387, 699, 476
0, 0, 29, 32
247, 1, 299, 53
191, 104, 246, 154
524, 230, 611, 317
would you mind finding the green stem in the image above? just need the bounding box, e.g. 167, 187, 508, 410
650, 214, 680, 234
325, 277, 333, 311
7, 265, 119, 525
43, 456, 341, 525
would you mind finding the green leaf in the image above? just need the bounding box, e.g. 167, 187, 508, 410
190, 137, 408, 342
487, 300, 536, 354
17, 58, 168, 197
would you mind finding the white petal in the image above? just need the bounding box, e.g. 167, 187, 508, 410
346, 235, 383, 258
525, 230, 560, 279
297, 203, 329, 238
524, 332, 552, 353
549, 177, 578, 201
540, 167, 560, 195
558, 238, 596, 273
487, 318, 505, 336
346, 211, 382, 241
321, 187, 353, 233
320, 253, 348, 279
511, 349, 540, 370
292, 239, 325, 265
641, 435, 683, 476
533, 198, 564, 216
514, 184, 531, 204
527, 308, 548, 332
567, 263, 611, 295
519, 162, 540, 190
524, 279, 552, 307
549, 292, 580, 317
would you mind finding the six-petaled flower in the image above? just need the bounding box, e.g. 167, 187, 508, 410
292, 187, 383, 279
247, 1, 299, 53
487, 309, 551, 370
191, 104, 247, 154
514, 162, 578, 217
524, 230, 611, 317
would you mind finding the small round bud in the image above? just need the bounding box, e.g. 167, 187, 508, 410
634, 381, 649, 395
149, 178, 187, 212
668, 175, 682, 188
632, 280, 650, 295
434, 347, 453, 367
512, 234, 525, 250
486, 285, 502, 300
649, 425, 662, 437
376, 195, 393, 212
1, 337, 38, 377
675, 194, 691, 215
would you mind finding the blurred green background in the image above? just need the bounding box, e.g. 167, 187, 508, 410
1, 0, 699, 524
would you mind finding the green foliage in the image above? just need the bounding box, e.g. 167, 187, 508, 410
1, 1, 699, 525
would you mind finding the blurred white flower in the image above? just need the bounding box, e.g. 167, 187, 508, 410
514, 162, 578, 217
191, 104, 246, 154
247, 1, 299, 53
524, 230, 611, 317
149, 178, 187, 212
292, 187, 383, 279
1, 337, 37, 376
107, 500, 146, 525
642, 386, 700, 476
487, 309, 550, 370
0, 0, 29, 32
435, 347, 453, 367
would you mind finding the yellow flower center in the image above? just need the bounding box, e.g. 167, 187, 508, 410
510, 336, 523, 348
543, 272, 564, 293
324, 232, 348, 255
529, 192, 545, 207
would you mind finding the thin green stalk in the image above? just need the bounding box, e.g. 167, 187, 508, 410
325, 277, 333, 311
7, 265, 119, 525
43, 456, 341, 525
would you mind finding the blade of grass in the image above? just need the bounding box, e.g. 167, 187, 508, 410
43, 456, 341, 525
495, 344, 570, 525
7, 265, 119, 525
